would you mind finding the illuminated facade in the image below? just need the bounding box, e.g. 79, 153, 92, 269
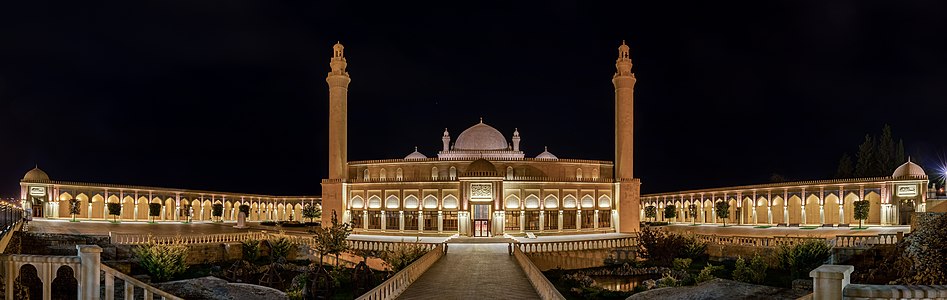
641, 160, 933, 226
321, 42, 642, 236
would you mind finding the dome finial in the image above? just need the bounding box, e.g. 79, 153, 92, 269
414, 146, 418, 151
479, 117, 483, 123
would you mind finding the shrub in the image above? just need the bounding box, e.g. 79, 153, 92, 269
664, 205, 676, 220
303, 204, 321, 222
212, 203, 223, 221
732, 254, 767, 284
853, 200, 870, 228
148, 203, 161, 222
260, 221, 276, 226
107, 203, 121, 221
672, 258, 692, 271
715, 201, 731, 226
639, 226, 708, 266
644, 206, 657, 222
775, 239, 832, 279
269, 236, 295, 261
242, 239, 261, 262
695, 263, 724, 283
133, 242, 188, 282
380, 239, 428, 273
69, 199, 81, 221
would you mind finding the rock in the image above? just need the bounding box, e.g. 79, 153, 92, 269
155, 276, 288, 300
627, 278, 811, 300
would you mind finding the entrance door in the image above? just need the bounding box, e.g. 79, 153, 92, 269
899, 199, 915, 225
472, 204, 490, 237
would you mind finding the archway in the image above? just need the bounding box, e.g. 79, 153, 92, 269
51, 265, 78, 300
805, 195, 821, 225
771, 196, 785, 225
824, 194, 840, 225
15, 264, 43, 299
865, 192, 881, 224
787, 195, 802, 225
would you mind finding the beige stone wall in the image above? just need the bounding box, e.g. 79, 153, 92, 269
348, 159, 613, 182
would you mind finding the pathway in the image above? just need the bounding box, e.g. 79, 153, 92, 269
397, 243, 539, 300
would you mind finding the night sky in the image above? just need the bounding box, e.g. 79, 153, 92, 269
2, 1, 946, 198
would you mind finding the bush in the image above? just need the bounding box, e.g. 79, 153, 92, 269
644, 205, 657, 221
639, 226, 708, 266
280, 221, 305, 228
212, 203, 223, 220
268, 236, 295, 260
242, 239, 261, 262
775, 239, 832, 279
148, 203, 162, 222
260, 221, 276, 226
133, 242, 188, 282
303, 204, 321, 222
695, 263, 725, 283
107, 203, 121, 221
664, 205, 676, 220
732, 254, 767, 284
380, 240, 428, 273
672, 258, 692, 271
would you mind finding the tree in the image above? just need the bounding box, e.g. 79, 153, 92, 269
303, 204, 321, 223
688, 204, 698, 225
239, 204, 250, 217
212, 203, 223, 221
69, 199, 81, 221
715, 201, 731, 227
877, 124, 896, 176
853, 200, 870, 229
664, 205, 677, 221
312, 210, 352, 268
835, 153, 854, 179
148, 203, 161, 222
107, 203, 121, 222
896, 139, 905, 165
644, 205, 657, 222
854, 134, 876, 177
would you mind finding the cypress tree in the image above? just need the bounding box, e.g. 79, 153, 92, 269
835, 153, 854, 178
878, 124, 895, 175
854, 135, 875, 177
896, 139, 905, 165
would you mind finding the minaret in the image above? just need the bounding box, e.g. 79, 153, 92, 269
442, 128, 451, 151
322, 42, 351, 225
512, 128, 521, 151
327, 42, 350, 180
612, 40, 640, 233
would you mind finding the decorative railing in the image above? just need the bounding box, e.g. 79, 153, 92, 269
832, 234, 899, 249
355, 244, 446, 300
513, 246, 567, 300
347, 239, 443, 252
0, 206, 24, 254
516, 236, 637, 253
101, 263, 182, 300
109, 231, 267, 245
694, 234, 826, 248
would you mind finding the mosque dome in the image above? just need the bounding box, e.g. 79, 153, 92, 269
404, 147, 427, 160
892, 158, 926, 178
535, 147, 558, 160
464, 159, 499, 176
453, 121, 509, 151
23, 166, 50, 182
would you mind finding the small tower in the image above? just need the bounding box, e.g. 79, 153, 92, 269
512, 128, 521, 152
442, 128, 451, 151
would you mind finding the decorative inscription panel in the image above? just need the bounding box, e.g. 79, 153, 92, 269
470, 183, 493, 200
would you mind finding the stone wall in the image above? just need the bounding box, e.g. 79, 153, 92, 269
113, 242, 308, 265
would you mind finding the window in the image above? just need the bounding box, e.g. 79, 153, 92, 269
598, 210, 611, 228
385, 211, 399, 229
525, 211, 540, 231
367, 210, 381, 229
380, 169, 386, 180
581, 210, 594, 228
442, 211, 458, 231
449, 166, 456, 179
505, 211, 520, 231
576, 168, 583, 180
404, 211, 418, 230
396, 168, 403, 180
431, 167, 438, 180
423, 211, 438, 230
363, 169, 369, 180
544, 210, 558, 230
351, 210, 364, 228
562, 210, 577, 229
506, 166, 514, 179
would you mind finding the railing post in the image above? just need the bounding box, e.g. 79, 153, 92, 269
77, 245, 103, 300
809, 264, 853, 300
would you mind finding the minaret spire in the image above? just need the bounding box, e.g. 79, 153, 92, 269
322, 41, 352, 226
612, 40, 640, 234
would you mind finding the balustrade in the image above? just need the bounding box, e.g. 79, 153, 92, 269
355, 244, 445, 300
512, 246, 566, 300
516, 237, 637, 253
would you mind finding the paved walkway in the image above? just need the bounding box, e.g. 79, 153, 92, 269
397, 244, 539, 300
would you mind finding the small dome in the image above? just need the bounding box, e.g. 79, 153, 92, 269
536, 146, 558, 160
892, 158, 926, 178
453, 120, 509, 151
464, 159, 498, 176
22, 166, 50, 182
404, 147, 427, 160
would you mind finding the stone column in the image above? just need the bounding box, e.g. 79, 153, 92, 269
77, 245, 103, 300
809, 264, 853, 300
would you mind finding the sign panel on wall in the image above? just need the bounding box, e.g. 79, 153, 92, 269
896, 185, 917, 197
29, 186, 46, 197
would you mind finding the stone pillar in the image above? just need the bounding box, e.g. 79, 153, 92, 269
77, 245, 103, 300
809, 264, 853, 300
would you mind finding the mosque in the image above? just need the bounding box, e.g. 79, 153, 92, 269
18, 41, 942, 235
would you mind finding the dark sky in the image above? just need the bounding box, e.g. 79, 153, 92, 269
2, 1, 946, 198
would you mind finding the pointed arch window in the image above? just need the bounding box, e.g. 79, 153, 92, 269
380, 169, 387, 181
431, 167, 439, 180
506, 166, 514, 179
396, 168, 403, 180
576, 168, 583, 180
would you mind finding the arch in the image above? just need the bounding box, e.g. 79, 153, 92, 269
202, 200, 213, 221
788, 195, 802, 224
805, 195, 821, 225
277, 203, 286, 220
294, 203, 304, 221
843, 193, 858, 224
702, 199, 714, 223
432, 167, 439, 180
59, 192, 74, 201
404, 195, 419, 209
51, 265, 78, 299
423, 195, 438, 209
728, 199, 738, 224
136, 196, 149, 220
350, 196, 365, 209
824, 194, 840, 225
442, 195, 458, 209
396, 168, 403, 180
505, 195, 520, 209
575, 168, 583, 180
166, 198, 176, 220
91, 194, 105, 219
591, 168, 599, 179
449, 166, 457, 179
772, 196, 785, 224
363, 169, 370, 180
524, 194, 540, 209
16, 264, 42, 299
754, 197, 768, 224
580, 195, 595, 208
107, 195, 120, 203
224, 201, 234, 220
380, 169, 387, 180
865, 191, 881, 224
121, 196, 135, 220
598, 195, 611, 208
506, 166, 514, 179
58, 192, 74, 217
543, 195, 558, 209
562, 195, 577, 208
385, 195, 400, 209
75, 193, 90, 218
250, 202, 260, 221
367, 196, 382, 209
